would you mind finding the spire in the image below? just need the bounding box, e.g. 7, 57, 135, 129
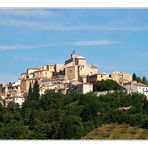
73, 50, 76, 54
71, 50, 77, 59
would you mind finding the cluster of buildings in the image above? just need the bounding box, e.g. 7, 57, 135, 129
0, 51, 148, 106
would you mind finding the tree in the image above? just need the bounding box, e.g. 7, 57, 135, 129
81, 102, 99, 122
132, 73, 137, 81
57, 115, 83, 139
93, 80, 124, 92
32, 80, 40, 101
27, 83, 33, 101
63, 91, 81, 106
78, 92, 98, 105
142, 76, 147, 84
7, 102, 19, 112
40, 90, 63, 110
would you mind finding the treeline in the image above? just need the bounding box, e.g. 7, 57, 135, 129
133, 73, 148, 85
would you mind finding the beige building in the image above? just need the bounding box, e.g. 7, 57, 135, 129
87, 73, 110, 84
21, 73, 27, 79
27, 67, 42, 78
65, 51, 98, 82
74, 83, 93, 94
55, 64, 65, 74
111, 71, 132, 84
39, 78, 67, 95
20, 78, 36, 94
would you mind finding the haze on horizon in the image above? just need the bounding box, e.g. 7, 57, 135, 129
0, 9, 148, 83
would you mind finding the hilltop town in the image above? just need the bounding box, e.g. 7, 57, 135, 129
0, 51, 148, 106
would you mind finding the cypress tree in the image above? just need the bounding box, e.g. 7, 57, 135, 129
132, 73, 137, 81
27, 83, 33, 101
142, 76, 147, 84
32, 79, 40, 100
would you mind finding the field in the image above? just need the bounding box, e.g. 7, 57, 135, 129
82, 124, 148, 139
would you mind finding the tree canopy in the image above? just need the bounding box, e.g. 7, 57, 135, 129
93, 80, 125, 92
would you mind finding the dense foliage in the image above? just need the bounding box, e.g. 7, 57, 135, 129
0, 87, 148, 139
93, 80, 125, 91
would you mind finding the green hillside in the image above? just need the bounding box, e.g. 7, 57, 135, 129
82, 124, 148, 139
0, 88, 148, 139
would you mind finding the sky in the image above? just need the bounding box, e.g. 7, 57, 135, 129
0, 8, 148, 83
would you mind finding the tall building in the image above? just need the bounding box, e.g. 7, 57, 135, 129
65, 50, 98, 83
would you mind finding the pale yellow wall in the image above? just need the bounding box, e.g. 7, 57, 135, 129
111, 72, 132, 84
55, 64, 64, 73
97, 74, 109, 81
76, 83, 93, 94
79, 65, 97, 77
33, 71, 43, 79
122, 72, 132, 82
77, 59, 86, 66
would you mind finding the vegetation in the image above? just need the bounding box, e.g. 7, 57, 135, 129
0, 79, 148, 139
132, 73, 148, 85
82, 124, 148, 139
93, 79, 125, 91
27, 80, 40, 102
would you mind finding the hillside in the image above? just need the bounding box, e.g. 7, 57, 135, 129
82, 124, 148, 139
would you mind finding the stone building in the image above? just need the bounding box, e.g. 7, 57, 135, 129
123, 81, 148, 99
64, 51, 98, 83
111, 71, 132, 85
87, 73, 111, 84
74, 83, 93, 94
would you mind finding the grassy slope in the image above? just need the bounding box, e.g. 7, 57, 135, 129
82, 124, 148, 140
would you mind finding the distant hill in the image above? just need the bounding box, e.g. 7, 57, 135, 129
82, 124, 148, 139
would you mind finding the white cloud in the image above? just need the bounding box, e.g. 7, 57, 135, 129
0, 9, 57, 17
13, 56, 32, 61
0, 44, 50, 51
0, 39, 120, 52
0, 18, 147, 31
69, 40, 120, 46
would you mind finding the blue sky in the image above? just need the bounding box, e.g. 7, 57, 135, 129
0, 9, 148, 83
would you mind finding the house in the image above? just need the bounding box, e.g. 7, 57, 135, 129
74, 83, 93, 94
5, 96, 26, 107
111, 71, 132, 85
87, 73, 110, 84
123, 81, 148, 99
64, 51, 98, 82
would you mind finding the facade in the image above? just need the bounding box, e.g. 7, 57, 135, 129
74, 83, 93, 94
39, 78, 66, 95
87, 73, 110, 84
65, 51, 98, 82
111, 71, 132, 84
123, 81, 148, 99
27, 67, 41, 79
6, 96, 26, 107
